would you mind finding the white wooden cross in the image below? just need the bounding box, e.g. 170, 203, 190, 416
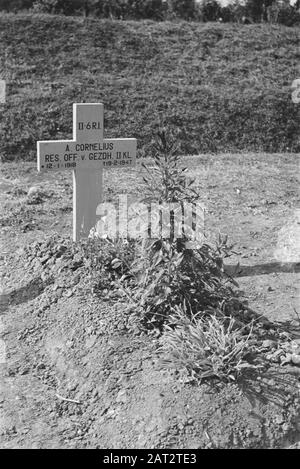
37, 103, 136, 241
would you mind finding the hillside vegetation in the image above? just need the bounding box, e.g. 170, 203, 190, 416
0, 13, 299, 161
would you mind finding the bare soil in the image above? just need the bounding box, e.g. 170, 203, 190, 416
0, 152, 299, 449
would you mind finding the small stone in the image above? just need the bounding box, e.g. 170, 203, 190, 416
56, 244, 67, 255
282, 423, 290, 432
262, 339, 276, 349
86, 336, 97, 349
275, 415, 284, 425
106, 409, 115, 418
280, 353, 292, 364
27, 186, 40, 197
54, 288, 63, 299
291, 340, 300, 350
268, 349, 283, 362
40, 255, 50, 265
72, 274, 81, 285
291, 354, 300, 366
41, 272, 48, 282
73, 254, 83, 263
27, 186, 45, 204
116, 389, 127, 404
21, 428, 30, 434
266, 378, 276, 386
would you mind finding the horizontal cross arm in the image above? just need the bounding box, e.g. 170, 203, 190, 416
37, 140, 74, 171
37, 138, 137, 172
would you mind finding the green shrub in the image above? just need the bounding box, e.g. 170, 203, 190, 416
32, 0, 83, 15
78, 237, 137, 295
167, 0, 197, 20
117, 132, 248, 329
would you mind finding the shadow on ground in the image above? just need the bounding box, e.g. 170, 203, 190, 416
0, 277, 52, 314
225, 262, 300, 278
236, 365, 300, 447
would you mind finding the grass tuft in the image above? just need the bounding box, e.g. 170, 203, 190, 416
160, 306, 258, 383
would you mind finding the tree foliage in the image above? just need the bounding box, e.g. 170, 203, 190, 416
167, 0, 197, 20
0, 0, 34, 11
0, 0, 299, 25
198, 0, 221, 22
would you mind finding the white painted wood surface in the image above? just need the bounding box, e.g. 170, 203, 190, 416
37, 103, 137, 241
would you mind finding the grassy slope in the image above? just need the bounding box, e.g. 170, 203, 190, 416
0, 13, 299, 161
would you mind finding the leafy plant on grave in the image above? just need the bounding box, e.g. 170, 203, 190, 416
159, 305, 259, 383
78, 237, 136, 297
117, 130, 251, 331
83, 131, 291, 383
